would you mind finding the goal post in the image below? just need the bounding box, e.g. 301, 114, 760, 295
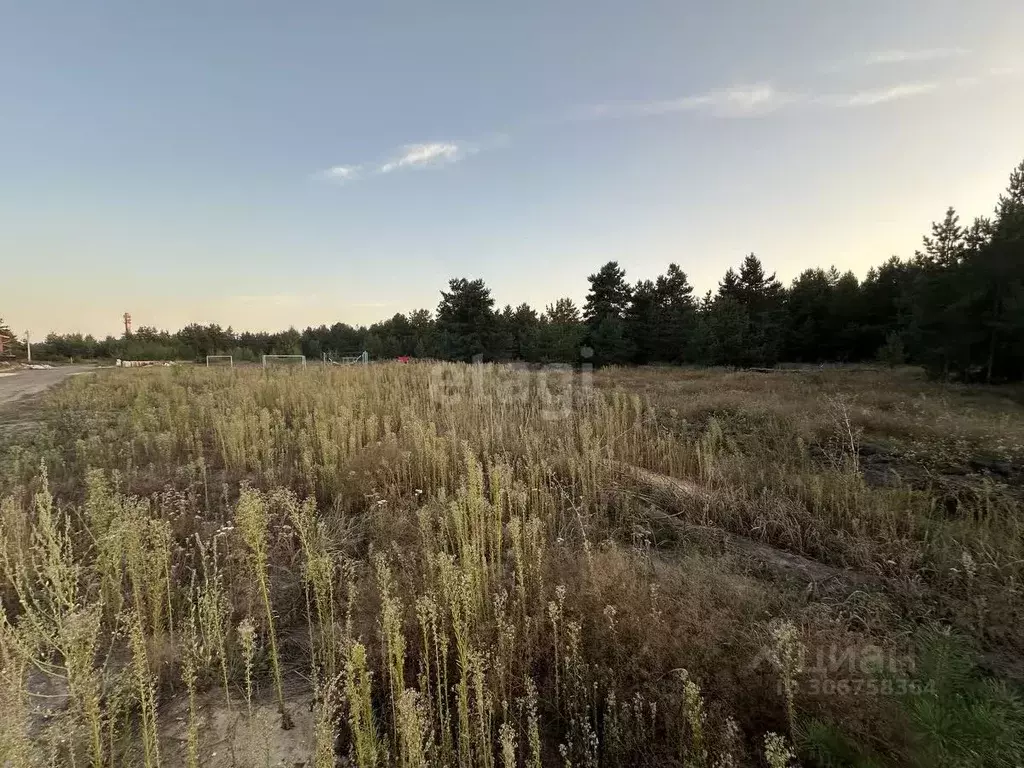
336, 351, 369, 365
206, 355, 233, 367
262, 354, 306, 369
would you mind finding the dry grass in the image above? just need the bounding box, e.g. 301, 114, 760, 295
0, 363, 1021, 766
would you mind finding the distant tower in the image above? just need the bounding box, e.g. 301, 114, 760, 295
123, 312, 132, 336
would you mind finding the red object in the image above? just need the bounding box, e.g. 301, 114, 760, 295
397, 356, 410, 363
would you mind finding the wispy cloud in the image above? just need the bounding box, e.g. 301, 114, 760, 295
864, 47, 968, 66
986, 62, 1022, 78
571, 77, 941, 120
826, 81, 941, 107
825, 47, 968, 72
312, 59, 1018, 187
576, 66, 1009, 121
315, 141, 473, 185
379, 142, 467, 173
577, 84, 795, 120
316, 165, 362, 184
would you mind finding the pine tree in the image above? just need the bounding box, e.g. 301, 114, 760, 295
407, 309, 437, 358
654, 264, 698, 362
736, 253, 783, 312
507, 303, 541, 362
717, 268, 741, 303
878, 331, 906, 367
540, 298, 584, 363
860, 257, 915, 359
0, 317, 18, 358
785, 269, 832, 361
583, 262, 632, 326
969, 161, 1024, 381
545, 298, 581, 325
625, 280, 660, 363
588, 315, 635, 366
436, 278, 498, 361
704, 297, 749, 367
829, 270, 864, 360
584, 262, 634, 365
908, 208, 971, 378
714, 255, 785, 366
920, 207, 967, 267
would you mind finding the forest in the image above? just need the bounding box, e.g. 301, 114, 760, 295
10, 159, 1024, 381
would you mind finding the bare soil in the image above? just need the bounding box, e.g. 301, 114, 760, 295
0, 366, 97, 407
0, 366, 98, 441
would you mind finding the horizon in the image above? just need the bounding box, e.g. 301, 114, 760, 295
4, 1, 1023, 338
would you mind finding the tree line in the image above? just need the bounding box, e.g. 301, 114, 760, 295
11, 159, 1024, 381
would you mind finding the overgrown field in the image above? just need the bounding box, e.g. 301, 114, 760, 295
1, 364, 1023, 767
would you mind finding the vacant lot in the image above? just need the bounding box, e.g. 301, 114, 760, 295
1, 364, 1022, 767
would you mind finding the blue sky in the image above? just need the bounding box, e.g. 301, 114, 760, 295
3, 0, 1023, 337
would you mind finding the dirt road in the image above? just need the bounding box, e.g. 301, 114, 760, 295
0, 366, 99, 407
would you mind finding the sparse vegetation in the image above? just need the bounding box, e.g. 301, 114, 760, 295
1, 362, 1022, 766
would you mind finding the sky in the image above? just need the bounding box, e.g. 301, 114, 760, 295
2, 0, 1023, 338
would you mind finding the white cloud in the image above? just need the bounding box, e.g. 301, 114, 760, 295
573, 72, 997, 121
314, 141, 472, 185
579, 84, 796, 120
862, 47, 968, 66
313, 165, 361, 184
829, 81, 940, 107
824, 68, 1016, 107
823, 47, 968, 72
379, 142, 465, 173
310, 59, 1019, 188
987, 63, 1022, 77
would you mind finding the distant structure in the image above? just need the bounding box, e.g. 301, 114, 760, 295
123, 312, 132, 335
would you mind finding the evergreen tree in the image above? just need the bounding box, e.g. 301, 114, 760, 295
968, 161, 1024, 381
625, 280, 660, 363
921, 207, 967, 267
908, 208, 971, 377
588, 315, 635, 366
860, 257, 916, 359
546, 297, 581, 325
828, 270, 864, 360
407, 309, 438, 358
703, 296, 749, 367
584, 262, 634, 364
785, 268, 833, 362
436, 278, 498, 361
0, 318, 17, 357
736, 253, 783, 311
494, 303, 542, 361
21, 156, 1024, 379
717, 268, 741, 302
494, 305, 517, 361
540, 298, 584, 363
654, 264, 698, 362
583, 262, 632, 326
878, 331, 906, 367
712, 254, 784, 366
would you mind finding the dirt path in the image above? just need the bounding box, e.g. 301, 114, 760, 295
0, 365, 98, 407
